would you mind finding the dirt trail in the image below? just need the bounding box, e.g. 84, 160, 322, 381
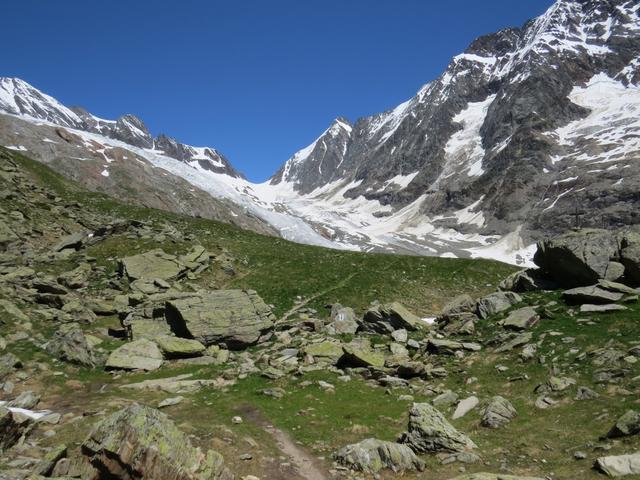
239, 405, 329, 480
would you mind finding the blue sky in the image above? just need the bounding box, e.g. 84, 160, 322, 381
3, 0, 554, 182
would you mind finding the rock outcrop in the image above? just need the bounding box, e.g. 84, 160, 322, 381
333, 438, 425, 473
81, 404, 233, 479
400, 402, 476, 453
165, 290, 275, 349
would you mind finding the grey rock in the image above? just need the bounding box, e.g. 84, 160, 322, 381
562, 285, 624, 305
499, 268, 557, 292
453, 396, 479, 419
433, 390, 459, 408
575, 386, 599, 401
0, 406, 31, 453
105, 339, 163, 371
154, 335, 206, 358
120, 249, 187, 281
595, 453, 640, 477
81, 403, 232, 480
333, 438, 425, 473
361, 302, 423, 333
6, 391, 39, 410
580, 303, 628, 313
607, 410, 640, 438
165, 289, 275, 349
52, 231, 88, 252
330, 305, 358, 334
534, 229, 619, 287
400, 402, 476, 453
46, 324, 95, 367
481, 396, 517, 428
477, 291, 521, 319
503, 307, 539, 331
620, 229, 640, 285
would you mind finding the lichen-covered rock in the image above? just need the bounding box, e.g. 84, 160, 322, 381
400, 402, 476, 453
154, 335, 205, 358
81, 404, 233, 480
333, 438, 425, 473
341, 340, 385, 368
165, 290, 275, 349
361, 302, 423, 333
607, 410, 640, 438
503, 307, 539, 331
476, 292, 521, 319
533, 229, 620, 287
481, 396, 517, 428
562, 285, 623, 305
303, 341, 344, 364
120, 249, 187, 281
105, 339, 163, 371
46, 324, 95, 367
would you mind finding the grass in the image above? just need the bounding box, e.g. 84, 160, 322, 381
5, 147, 640, 479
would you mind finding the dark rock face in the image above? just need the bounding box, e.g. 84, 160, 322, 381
270, 0, 640, 242
534, 227, 640, 287
534, 229, 620, 287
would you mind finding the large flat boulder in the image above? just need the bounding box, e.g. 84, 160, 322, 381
477, 292, 521, 319
119, 249, 187, 281
562, 285, 624, 305
341, 340, 385, 368
361, 302, 423, 333
595, 453, 640, 477
154, 335, 206, 358
303, 341, 344, 364
165, 290, 275, 349
334, 438, 425, 473
503, 307, 539, 331
105, 339, 163, 371
533, 229, 620, 287
81, 404, 233, 480
399, 402, 476, 453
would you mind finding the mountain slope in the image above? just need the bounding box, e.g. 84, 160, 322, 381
268, 0, 640, 254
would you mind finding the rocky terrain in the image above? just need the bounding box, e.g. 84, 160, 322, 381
1, 0, 638, 263
1, 145, 640, 480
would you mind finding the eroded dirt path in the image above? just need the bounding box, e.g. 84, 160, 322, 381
239, 405, 329, 480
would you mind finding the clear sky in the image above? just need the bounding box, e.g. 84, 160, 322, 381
3, 0, 554, 182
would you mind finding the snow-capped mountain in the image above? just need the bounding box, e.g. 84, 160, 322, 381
1, 0, 639, 265
0, 77, 242, 178
269, 0, 640, 256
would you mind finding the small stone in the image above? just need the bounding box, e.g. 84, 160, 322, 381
157, 396, 184, 408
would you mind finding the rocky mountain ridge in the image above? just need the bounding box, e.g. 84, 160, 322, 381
0, 77, 242, 178
268, 0, 640, 252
